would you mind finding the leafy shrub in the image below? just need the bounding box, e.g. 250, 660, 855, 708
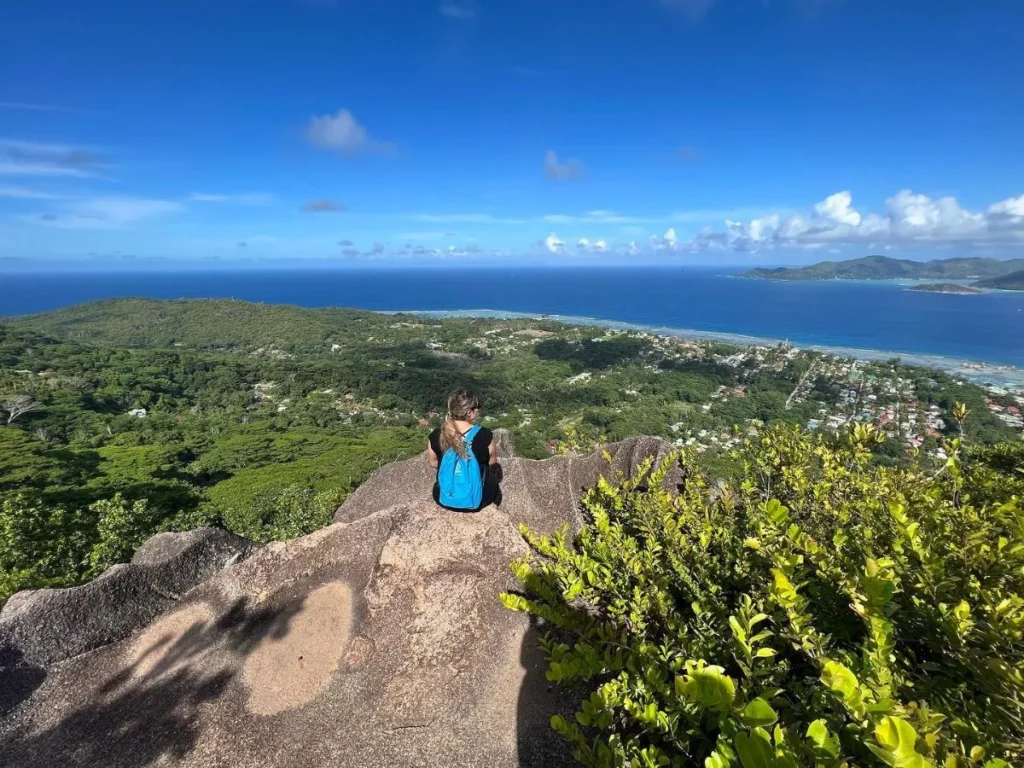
218, 484, 341, 543
504, 423, 1023, 767
0, 493, 163, 603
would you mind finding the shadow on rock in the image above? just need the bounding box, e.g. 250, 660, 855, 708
0, 645, 46, 719
3, 596, 304, 768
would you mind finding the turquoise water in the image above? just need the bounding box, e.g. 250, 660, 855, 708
1, 266, 1022, 376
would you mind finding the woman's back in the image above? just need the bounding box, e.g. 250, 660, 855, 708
426, 391, 500, 511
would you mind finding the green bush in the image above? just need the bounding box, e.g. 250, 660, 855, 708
218, 484, 342, 543
504, 424, 1023, 767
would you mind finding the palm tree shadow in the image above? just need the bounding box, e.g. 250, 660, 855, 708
1, 596, 304, 768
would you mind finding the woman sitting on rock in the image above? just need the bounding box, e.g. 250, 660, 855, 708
426, 390, 501, 512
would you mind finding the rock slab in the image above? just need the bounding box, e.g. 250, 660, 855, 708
0, 436, 677, 767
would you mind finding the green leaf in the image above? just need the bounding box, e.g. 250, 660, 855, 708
741, 698, 778, 728
806, 720, 840, 758
676, 663, 737, 714
869, 716, 928, 768
729, 615, 747, 642
735, 729, 776, 768
820, 660, 859, 701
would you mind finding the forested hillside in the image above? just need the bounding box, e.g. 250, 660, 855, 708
1, 299, 1020, 604
741, 255, 1024, 281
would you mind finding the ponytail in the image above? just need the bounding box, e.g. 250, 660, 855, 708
438, 390, 481, 458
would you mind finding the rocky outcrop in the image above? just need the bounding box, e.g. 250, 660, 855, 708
0, 436, 677, 767
0, 528, 257, 669
336, 431, 680, 535
0, 528, 257, 723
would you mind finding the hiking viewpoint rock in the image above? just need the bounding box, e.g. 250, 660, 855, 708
0, 435, 676, 767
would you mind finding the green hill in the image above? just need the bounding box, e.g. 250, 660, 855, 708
2, 298, 1021, 608
741, 255, 1024, 281
974, 269, 1024, 291
908, 283, 985, 294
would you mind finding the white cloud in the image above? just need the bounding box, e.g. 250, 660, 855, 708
305, 109, 395, 156
0, 184, 64, 200
814, 191, 861, 226
576, 237, 609, 253
685, 189, 1024, 252
190, 192, 276, 205
0, 139, 108, 178
543, 233, 566, 254
543, 150, 585, 182
650, 227, 678, 250
544, 210, 655, 224
989, 194, 1024, 218
28, 196, 183, 230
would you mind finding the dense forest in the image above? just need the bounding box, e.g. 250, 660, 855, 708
1, 298, 1020, 604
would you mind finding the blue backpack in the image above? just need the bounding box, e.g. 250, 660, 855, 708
437, 425, 484, 510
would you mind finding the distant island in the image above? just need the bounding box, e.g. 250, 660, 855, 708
740, 255, 1024, 282
974, 269, 1024, 291
908, 283, 985, 295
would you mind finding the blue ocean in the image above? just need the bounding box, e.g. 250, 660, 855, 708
1, 266, 1022, 369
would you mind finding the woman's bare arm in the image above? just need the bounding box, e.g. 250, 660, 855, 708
488, 440, 498, 466
426, 439, 439, 469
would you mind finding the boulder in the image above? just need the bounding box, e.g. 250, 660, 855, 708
0, 527, 257, 669
0, 505, 576, 767
0, 437, 678, 767
336, 433, 679, 536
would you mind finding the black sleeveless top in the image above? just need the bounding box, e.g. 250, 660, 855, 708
428, 426, 493, 476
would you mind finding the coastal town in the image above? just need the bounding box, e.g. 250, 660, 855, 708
304, 319, 1024, 462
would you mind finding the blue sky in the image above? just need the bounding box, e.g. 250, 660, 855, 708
1, 0, 1023, 268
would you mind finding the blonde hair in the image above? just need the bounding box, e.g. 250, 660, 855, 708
440, 390, 481, 458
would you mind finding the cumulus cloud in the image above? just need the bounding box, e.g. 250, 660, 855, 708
29, 196, 183, 230
190, 192, 275, 205
442, 243, 484, 257
301, 198, 346, 213
650, 227, 679, 250
543, 150, 585, 182
684, 189, 1024, 253
305, 109, 395, 156
543, 233, 566, 254
813, 191, 861, 226
340, 246, 360, 257
0, 139, 109, 177
989, 194, 1024, 218
577, 237, 609, 253
338, 239, 354, 246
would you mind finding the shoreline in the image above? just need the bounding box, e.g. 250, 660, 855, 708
396, 308, 1024, 388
